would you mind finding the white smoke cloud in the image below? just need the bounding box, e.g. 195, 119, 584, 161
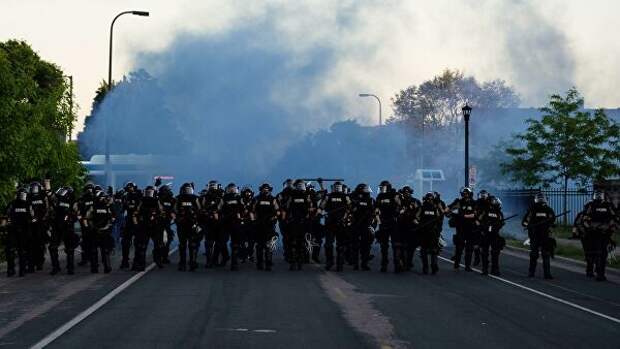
2, 0, 619, 133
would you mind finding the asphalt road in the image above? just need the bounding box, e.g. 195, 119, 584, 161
1, 245, 619, 349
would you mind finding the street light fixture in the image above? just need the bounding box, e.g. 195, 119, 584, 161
105, 10, 149, 187
358, 93, 382, 126
462, 103, 472, 187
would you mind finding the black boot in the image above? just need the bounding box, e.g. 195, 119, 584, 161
480, 252, 489, 275
586, 256, 595, 277
528, 253, 537, 277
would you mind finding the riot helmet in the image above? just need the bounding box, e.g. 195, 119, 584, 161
144, 186, 156, 198
226, 183, 239, 194
332, 181, 343, 193
593, 191, 605, 202
30, 182, 41, 195
294, 179, 306, 191
533, 192, 546, 205
379, 180, 392, 194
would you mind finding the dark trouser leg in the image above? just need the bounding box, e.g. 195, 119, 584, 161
336, 233, 345, 271
528, 246, 539, 277
464, 238, 474, 270
430, 253, 439, 274
120, 229, 133, 268
453, 232, 464, 269
6, 243, 16, 276
90, 238, 100, 273
490, 249, 500, 275
473, 246, 481, 266
420, 248, 429, 274
480, 241, 490, 274
595, 238, 608, 281
79, 225, 90, 266
102, 249, 111, 273
66, 248, 75, 274
392, 242, 403, 273
379, 238, 389, 272
49, 245, 60, 274
256, 239, 264, 269
178, 229, 188, 270
205, 239, 215, 268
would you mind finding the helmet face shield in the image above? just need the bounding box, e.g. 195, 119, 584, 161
145, 189, 155, 198
333, 183, 343, 193
208, 181, 218, 190
294, 180, 306, 191
593, 191, 604, 201
30, 183, 40, 195
534, 193, 546, 204
183, 186, 194, 195
379, 186, 388, 194
18, 191, 28, 201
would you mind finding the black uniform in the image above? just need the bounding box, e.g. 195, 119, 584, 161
376, 190, 403, 272
582, 200, 617, 281
77, 191, 95, 266
175, 192, 201, 271
350, 191, 375, 270
136, 195, 163, 270
285, 189, 312, 270
477, 202, 504, 275
5, 195, 33, 276
416, 198, 442, 274
49, 190, 79, 275
221, 192, 245, 270
320, 191, 351, 271
400, 194, 421, 271
522, 202, 556, 279
120, 190, 142, 269
87, 196, 114, 273
239, 191, 256, 263
449, 197, 477, 270
199, 189, 222, 268
158, 190, 176, 263
252, 193, 279, 270
29, 192, 50, 271
276, 186, 294, 262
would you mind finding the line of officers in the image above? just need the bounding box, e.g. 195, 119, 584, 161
1, 179, 616, 281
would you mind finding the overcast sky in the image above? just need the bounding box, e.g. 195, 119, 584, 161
2, 0, 619, 135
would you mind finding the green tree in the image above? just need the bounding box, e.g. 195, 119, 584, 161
502, 88, 620, 222
0, 40, 85, 210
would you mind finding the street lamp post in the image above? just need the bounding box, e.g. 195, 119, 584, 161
358, 93, 382, 126
462, 103, 472, 187
105, 10, 149, 187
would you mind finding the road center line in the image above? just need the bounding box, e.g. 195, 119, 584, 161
437, 256, 620, 325
31, 247, 178, 349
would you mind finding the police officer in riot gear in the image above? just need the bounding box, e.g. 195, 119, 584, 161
285, 180, 312, 270
319, 181, 351, 271
399, 186, 421, 271
199, 181, 223, 268
252, 183, 279, 271
78, 183, 96, 266
582, 191, 617, 281
120, 182, 142, 269
158, 185, 176, 264
306, 183, 325, 264
417, 192, 443, 274
522, 193, 556, 279
5, 188, 33, 276
49, 187, 79, 275
175, 183, 201, 271
221, 183, 245, 271
240, 185, 256, 263
478, 196, 505, 276
375, 180, 403, 273
448, 187, 477, 271
136, 186, 164, 270
28, 181, 50, 271
277, 179, 294, 262
86, 190, 115, 273
473, 190, 491, 266
350, 183, 376, 270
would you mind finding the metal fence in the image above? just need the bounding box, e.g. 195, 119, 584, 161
497, 188, 592, 225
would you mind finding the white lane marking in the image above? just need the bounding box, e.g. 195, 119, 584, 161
437, 256, 620, 325
31, 247, 178, 349
217, 328, 277, 333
